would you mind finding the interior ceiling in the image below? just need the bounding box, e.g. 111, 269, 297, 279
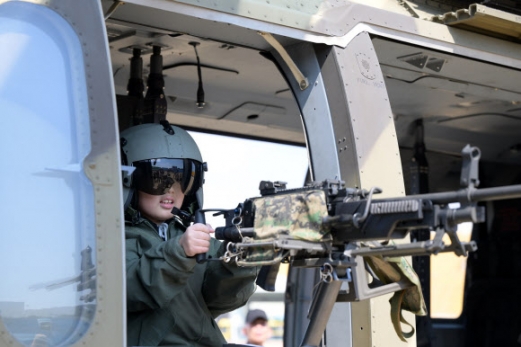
107, 15, 521, 167
108, 19, 304, 144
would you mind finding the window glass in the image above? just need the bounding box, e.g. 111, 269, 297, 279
189, 132, 308, 346
0, 2, 94, 346
430, 202, 473, 319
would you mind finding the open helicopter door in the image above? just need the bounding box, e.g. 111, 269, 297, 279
0, 1, 124, 346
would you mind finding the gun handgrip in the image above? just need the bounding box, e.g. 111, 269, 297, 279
194, 210, 207, 264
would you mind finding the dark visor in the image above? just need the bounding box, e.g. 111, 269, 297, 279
132, 158, 203, 196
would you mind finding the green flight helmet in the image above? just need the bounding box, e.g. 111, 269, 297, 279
120, 121, 207, 214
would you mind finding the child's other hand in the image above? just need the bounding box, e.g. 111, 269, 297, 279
178, 223, 214, 257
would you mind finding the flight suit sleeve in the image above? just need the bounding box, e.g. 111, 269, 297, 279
202, 240, 258, 317
126, 232, 197, 312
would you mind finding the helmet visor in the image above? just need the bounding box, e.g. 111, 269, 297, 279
132, 158, 203, 196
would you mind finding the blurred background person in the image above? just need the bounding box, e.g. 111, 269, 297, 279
242, 309, 272, 346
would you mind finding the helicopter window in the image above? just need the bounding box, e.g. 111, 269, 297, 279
0, 2, 94, 346
430, 203, 473, 319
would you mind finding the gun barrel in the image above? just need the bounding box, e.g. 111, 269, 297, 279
395, 184, 521, 204
470, 184, 521, 202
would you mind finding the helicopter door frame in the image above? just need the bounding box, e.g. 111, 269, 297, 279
273, 32, 409, 347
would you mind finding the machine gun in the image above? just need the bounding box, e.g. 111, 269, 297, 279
29, 246, 96, 303
198, 145, 521, 345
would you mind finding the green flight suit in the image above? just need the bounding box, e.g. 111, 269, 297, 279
125, 215, 257, 346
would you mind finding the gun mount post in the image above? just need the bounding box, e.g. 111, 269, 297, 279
300, 265, 344, 347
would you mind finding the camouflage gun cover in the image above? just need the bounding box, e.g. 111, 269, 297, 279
236, 190, 331, 265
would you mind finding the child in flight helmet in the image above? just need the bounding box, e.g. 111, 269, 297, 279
121, 122, 257, 346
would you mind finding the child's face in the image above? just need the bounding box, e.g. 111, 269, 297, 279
137, 182, 185, 224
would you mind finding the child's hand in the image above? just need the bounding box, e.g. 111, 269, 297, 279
178, 223, 214, 257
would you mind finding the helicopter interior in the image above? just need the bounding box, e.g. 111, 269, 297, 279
103, 1, 521, 346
